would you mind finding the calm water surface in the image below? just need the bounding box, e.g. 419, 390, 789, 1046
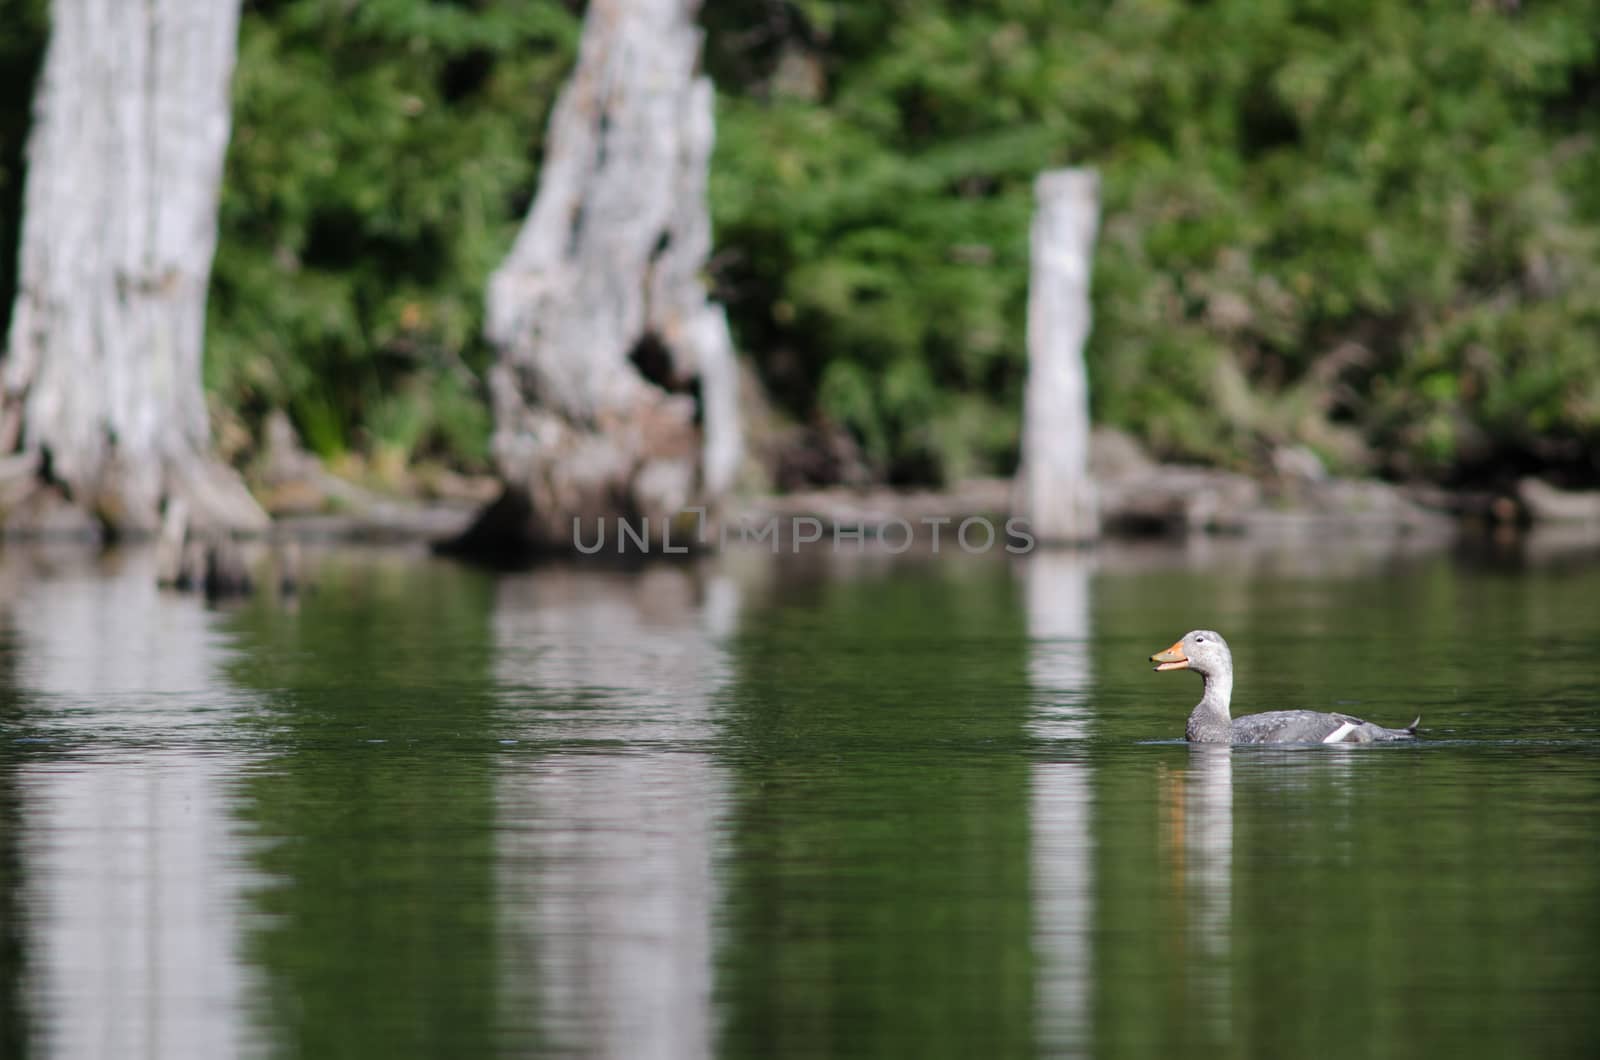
0, 536, 1597, 1057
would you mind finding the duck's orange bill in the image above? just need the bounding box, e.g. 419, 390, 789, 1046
1150, 641, 1190, 671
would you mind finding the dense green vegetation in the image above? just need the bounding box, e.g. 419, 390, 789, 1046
4, 0, 1600, 486
209, 0, 579, 475
0, 0, 47, 348
707, 0, 1600, 484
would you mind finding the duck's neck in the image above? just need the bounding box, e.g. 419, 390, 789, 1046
1185, 670, 1234, 744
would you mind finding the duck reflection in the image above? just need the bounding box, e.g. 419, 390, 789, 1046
491, 563, 736, 1058
1160, 744, 1233, 1039
1, 546, 259, 1058
1235, 747, 1363, 868
1024, 551, 1095, 1055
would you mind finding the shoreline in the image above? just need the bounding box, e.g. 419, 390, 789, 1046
4, 469, 1598, 550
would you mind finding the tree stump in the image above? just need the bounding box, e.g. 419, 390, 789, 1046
0, 0, 266, 539
156, 496, 254, 599
1016, 169, 1101, 545
448, 0, 742, 557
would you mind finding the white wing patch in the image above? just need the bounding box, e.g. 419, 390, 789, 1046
1322, 721, 1358, 744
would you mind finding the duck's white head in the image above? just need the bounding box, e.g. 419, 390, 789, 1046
1149, 629, 1232, 678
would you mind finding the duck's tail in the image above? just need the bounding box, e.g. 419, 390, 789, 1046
1372, 716, 1422, 740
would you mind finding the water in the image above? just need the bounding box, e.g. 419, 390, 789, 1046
0, 537, 1598, 1057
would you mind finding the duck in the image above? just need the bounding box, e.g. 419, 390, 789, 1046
1150, 629, 1419, 744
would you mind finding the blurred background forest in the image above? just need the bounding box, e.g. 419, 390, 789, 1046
3, 0, 1600, 493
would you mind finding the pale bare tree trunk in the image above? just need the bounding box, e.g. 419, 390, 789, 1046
0, 0, 264, 538
453, 0, 742, 555
1017, 169, 1101, 545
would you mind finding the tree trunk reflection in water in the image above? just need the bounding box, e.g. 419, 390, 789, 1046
491, 565, 736, 1057
1, 548, 258, 1057
1024, 552, 1095, 1054
1165, 746, 1233, 1041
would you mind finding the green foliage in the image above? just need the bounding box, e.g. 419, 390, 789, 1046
0, 0, 47, 344
6, 0, 1600, 485
208, 0, 578, 469
708, 0, 1600, 483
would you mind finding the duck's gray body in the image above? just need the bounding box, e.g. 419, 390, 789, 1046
1194, 706, 1419, 745
1154, 629, 1419, 746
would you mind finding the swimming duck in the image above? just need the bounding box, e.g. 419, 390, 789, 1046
1150, 630, 1419, 744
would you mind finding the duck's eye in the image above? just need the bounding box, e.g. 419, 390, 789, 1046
1195, 636, 1206, 643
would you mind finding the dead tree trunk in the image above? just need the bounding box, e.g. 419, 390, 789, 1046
1016, 169, 1101, 545
0, 0, 265, 538
450, 0, 742, 556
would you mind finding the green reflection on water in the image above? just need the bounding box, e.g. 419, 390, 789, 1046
224, 554, 505, 1057
0, 541, 1596, 1057
718, 556, 1034, 1057
1086, 548, 1600, 1060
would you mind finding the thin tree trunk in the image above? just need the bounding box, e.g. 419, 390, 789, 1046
0, 0, 264, 537
1017, 169, 1101, 545
451, 0, 742, 556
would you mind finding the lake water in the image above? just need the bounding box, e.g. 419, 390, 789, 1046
0, 535, 1597, 1057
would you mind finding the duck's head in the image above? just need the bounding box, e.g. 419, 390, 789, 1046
1150, 629, 1231, 677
